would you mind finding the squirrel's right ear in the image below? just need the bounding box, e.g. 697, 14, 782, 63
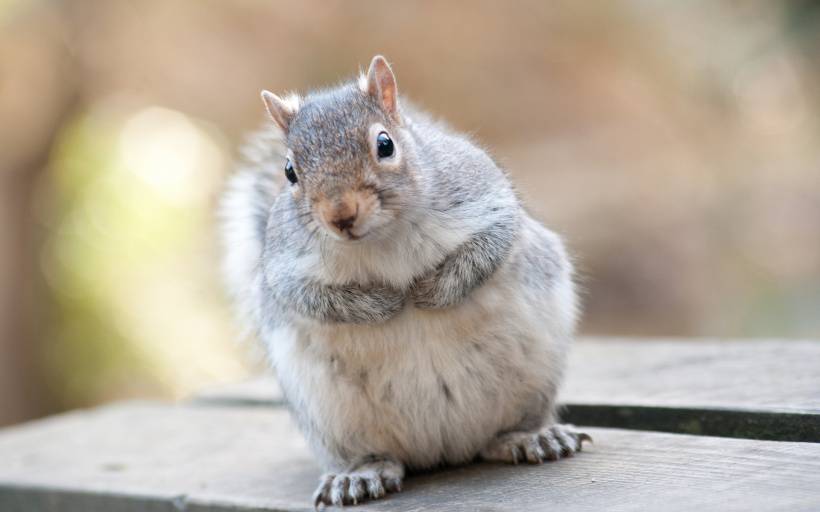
261, 90, 300, 132
366, 55, 399, 122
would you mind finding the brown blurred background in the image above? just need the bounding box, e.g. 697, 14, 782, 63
1, 0, 819, 427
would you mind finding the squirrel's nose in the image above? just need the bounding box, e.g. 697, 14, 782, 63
331, 213, 357, 232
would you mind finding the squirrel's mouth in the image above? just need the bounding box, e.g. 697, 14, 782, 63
344, 227, 375, 242
338, 219, 377, 242
321, 225, 369, 243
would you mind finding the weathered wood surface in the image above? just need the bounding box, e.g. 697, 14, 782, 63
194, 338, 820, 412
566, 338, 820, 413
192, 338, 820, 441
1, 401, 819, 512
563, 338, 820, 441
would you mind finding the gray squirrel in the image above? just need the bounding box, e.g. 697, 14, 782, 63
220, 55, 590, 508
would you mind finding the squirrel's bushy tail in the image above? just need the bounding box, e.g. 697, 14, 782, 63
218, 124, 286, 334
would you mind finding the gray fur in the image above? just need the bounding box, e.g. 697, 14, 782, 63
411, 210, 519, 309
219, 57, 587, 507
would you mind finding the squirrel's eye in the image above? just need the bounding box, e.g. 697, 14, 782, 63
284, 158, 298, 184
376, 132, 394, 159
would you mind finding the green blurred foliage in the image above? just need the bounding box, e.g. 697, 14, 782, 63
36, 106, 250, 410
39, 114, 152, 408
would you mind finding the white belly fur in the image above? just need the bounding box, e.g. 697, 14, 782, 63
266, 223, 576, 471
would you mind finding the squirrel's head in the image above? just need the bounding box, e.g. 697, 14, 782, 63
261, 55, 419, 242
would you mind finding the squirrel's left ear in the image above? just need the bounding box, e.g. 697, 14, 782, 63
366, 55, 399, 121
261, 90, 300, 133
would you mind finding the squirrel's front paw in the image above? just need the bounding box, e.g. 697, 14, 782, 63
313, 457, 404, 508
410, 268, 463, 309
409, 273, 442, 309
479, 424, 592, 464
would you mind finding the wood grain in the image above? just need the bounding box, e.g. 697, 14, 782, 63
1, 402, 818, 511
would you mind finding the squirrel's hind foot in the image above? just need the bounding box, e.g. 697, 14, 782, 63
313, 457, 404, 509
479, 424, 592, 465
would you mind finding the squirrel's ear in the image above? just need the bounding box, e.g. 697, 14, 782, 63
366, 55, 399, 121
261, 90, 299, 132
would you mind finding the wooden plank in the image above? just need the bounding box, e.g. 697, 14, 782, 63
192, 338, 820, 412
565, 338, 820, 413
190, 338, 820, 441
562, 338, 820, 441
0, 402, 314, 512
1, 402, 819, 511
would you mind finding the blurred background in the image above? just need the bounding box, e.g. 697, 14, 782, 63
1, 0, 819, 427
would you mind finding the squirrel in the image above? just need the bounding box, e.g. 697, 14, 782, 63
220, 55, 590, 508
